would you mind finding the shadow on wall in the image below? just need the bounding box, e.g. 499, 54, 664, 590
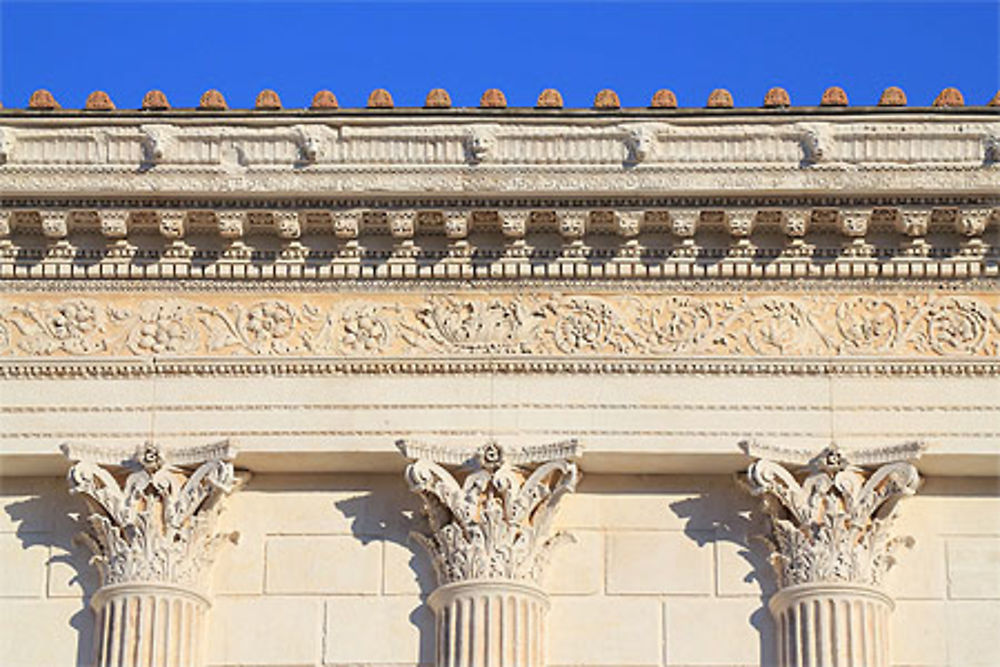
335, 487, 436, 664
669, 480, 779, 667
4, 482, 98, 667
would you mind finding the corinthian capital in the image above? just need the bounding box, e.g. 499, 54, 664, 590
61, 440, 240, 590
739, 441, 923, 589
399, 439, 581, 586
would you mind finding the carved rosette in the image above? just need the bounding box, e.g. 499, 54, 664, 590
740, 441, 923, 667
400, 439, 581, 667
62, 440, 241, 667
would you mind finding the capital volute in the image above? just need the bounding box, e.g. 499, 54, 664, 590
399, 439, 581, 587
739, 440, 924, 589
62, 439, 244, 591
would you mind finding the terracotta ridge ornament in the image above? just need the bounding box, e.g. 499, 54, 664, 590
536, 88, 563, 108
311, 90, 339, 109
28, 89, 60, 110
593, 89, 621, 109
650, 89, 678, 108
763, 87, 791, 108
820, 86, 849, 106
424, 88, 452, 108
141, 89, 170, 110
707, 88, 734, 108
367, 88, 393, 108
255, 89, 282, 110
199, 89, 228, 110
933, 87, 964, 107
480, 88, 507, 108
85, 91, 115, 111
878, 86, 907, 106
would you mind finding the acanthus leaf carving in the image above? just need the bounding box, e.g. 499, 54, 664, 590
740, 441, 923, 589
400, 439, 581, 586
62, 440, 241, 589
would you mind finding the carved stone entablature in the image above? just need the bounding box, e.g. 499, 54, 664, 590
61, 439, 240, 590
399, 439, 581, 586
739, 441, 924, 589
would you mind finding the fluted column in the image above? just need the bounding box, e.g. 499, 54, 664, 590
739, 442, 923, 667
400, 440, 581, 667
62, 440, 242, 667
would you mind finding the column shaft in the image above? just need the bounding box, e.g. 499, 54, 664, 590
92, 584, 209, 667
770, 583, 892, 667
430, 581, 548, 667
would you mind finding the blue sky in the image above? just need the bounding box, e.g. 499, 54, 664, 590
2, 1, 998, 109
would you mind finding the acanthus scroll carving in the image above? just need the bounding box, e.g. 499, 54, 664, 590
399, 440, 581, 586
62, 440, 241, 589
1, 292, 998, 359
739, 441, 923, 588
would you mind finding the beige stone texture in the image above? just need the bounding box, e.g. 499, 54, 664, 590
607, 531, 713, 595
665, 597, 768, 666
209, 597, 322, 665
548, 596, 662, 665
946, 537, 1000, 599
0, 599, 88, 665
265, 535, 381, 594
892, 601, 949, 665
945, 601, 1000, 665
0, 532, 48, 597
324, 596, 433, 664
545, 529, 604, 595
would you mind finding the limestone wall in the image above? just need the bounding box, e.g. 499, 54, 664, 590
3, 472, 997, 667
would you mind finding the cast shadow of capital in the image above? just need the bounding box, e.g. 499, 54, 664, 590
334, 489, 436, 666
4, 480, 98, 667
669, 481, 779, 667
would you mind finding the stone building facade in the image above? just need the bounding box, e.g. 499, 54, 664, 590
1, 86, 998, 667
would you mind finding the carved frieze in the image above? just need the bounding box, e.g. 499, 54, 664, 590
1, 291, 996, 360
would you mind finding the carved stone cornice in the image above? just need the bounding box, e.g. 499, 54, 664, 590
399, 439, 580, 586
62, 439, 239, 590
739, 441, 923, 588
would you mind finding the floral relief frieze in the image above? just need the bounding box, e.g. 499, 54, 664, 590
0, 291, 997, 359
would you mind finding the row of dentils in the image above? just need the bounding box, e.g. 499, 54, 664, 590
9, 86, 999, 111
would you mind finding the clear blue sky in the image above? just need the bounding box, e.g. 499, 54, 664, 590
2, 1, 998, 109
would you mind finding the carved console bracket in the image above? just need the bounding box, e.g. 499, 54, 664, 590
62, 440, 243, 667
739, 440, 924, 667
399, 439, 581, 667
